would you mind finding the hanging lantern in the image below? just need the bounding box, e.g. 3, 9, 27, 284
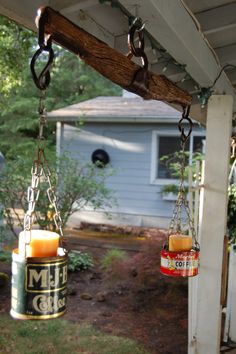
10, 25, 68, 319
160, 106, 200, 277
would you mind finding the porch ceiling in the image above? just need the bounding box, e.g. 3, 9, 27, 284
1, 0, 236, 124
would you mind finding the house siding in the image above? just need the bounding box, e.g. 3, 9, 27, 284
60, 122, 204, 227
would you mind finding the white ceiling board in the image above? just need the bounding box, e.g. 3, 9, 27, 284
184, 0, 234, 14
69, 9, 115, 47
0, 0, 48, 31
195, 2, 236, 34
78, 3, 128, 37
215, 43, 236, 65
206, 28, 236, 49
60, 0, 98, 14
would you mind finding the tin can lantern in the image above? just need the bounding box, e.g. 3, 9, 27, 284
160, 245, 199, 277
10, 12, 68, 319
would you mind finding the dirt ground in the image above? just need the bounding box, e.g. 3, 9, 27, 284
0, 230, 188, 354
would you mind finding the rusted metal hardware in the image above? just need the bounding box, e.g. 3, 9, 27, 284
178, 105, 192, 146
30, 12, 54, 91
126, 17, 149, 97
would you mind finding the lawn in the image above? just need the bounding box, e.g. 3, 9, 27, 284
0, 314, 150, 354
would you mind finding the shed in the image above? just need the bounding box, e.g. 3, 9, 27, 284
48, 93, 205, 228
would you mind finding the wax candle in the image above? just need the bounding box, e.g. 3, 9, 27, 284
169, 234, 192, 252
19, 230, 59, 258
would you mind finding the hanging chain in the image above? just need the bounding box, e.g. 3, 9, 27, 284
168, 106, 199, 250
23, 17, 64, 247
127, 17, 148, 70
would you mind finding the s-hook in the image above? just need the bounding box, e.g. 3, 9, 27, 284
30, 14, 54, 91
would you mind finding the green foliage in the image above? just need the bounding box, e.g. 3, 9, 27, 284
227, 184, 236, 244
0, 249, 11, 262
101, 249, 127, 270
0, 22, 121, 159
160, 151, 203, 196
68, 250, 94, 272
0, 15, 35, 99
0, 152, 115, 238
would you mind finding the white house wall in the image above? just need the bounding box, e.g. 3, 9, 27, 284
60, 122, 204, 228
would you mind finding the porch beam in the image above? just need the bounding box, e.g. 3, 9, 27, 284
118, 0, 236, 122
195, 95, 233, 354
37, 6, 192, 106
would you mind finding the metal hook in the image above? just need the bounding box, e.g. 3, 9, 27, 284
178, 105, 192, 145
30, 45, 54, 90
30, 10, 54, 90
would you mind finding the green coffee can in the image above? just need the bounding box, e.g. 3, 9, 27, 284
10, 248, 68, 320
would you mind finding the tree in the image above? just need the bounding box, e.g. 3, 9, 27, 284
0, 15, 34, 101
0, 15, 121, 159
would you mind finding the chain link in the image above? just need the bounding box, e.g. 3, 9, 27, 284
168, 106, 199, 250
127, 17, 148, 70
24, 147, 64, 243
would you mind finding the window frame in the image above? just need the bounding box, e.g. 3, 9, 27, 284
150, 129, 205, 185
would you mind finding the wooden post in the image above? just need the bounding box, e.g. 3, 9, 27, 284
35, 6, 192, 106
194, 95, 233, 354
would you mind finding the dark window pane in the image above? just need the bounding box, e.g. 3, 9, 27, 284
193, 136, 205, 153
157, 136, 189, 179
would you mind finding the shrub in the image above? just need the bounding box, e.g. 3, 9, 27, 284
0, 152, 115, 238
100, 249, 127, 270
68, 250, 94, 272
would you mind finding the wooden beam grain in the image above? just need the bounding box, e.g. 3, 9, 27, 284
37, 6, 192, 106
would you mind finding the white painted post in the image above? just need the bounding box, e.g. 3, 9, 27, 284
195, 95, 233, 354
188, 160, 204, 354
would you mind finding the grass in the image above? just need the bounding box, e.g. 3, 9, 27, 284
100, 249, 127, 270
0, 314, 150, 354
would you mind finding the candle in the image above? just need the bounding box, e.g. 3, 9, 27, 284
19, 230, 59, 258
169, 234, 192, 252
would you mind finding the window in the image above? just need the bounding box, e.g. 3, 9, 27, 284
150, 130, 205, 184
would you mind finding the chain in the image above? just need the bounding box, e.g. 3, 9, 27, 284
23, 18, 65, 251
127, 17, 148, 70
24, 148, 64, 240
168, 106, 199, 250
38, 90, 47, 141
127, 17, 149, 97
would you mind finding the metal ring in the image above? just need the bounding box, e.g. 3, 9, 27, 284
178, 106, 192, 144
128, 17, 145, 57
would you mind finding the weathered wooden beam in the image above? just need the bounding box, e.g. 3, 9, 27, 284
36, 6, 192, 106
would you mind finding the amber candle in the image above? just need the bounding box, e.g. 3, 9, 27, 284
169, 234, 192, 252
19, 230, 59, 258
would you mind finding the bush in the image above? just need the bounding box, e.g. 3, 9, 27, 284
100, 249, 127, 270
0, 152, 115, 238
68, 250, 94, 272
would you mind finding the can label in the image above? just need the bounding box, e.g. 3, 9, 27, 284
160, 249, 199, 277
11, 249, 67, 320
